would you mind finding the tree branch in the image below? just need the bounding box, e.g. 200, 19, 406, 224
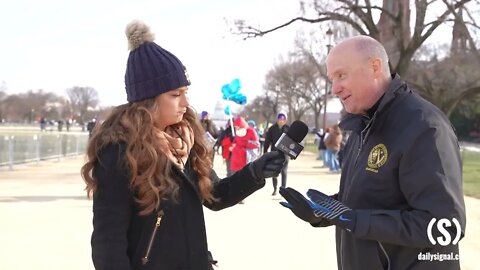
446, 86, 480, 117
416, 0, 472, 47
234, 6, 370, 39
235, 17, 329, 39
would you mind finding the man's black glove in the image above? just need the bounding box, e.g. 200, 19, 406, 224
280, 187, 356, 231
248, 151, 286, 180
306, 189, 356, 232
279, 187, 328, 225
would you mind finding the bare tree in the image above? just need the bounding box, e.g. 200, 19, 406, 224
238, 96, 268, 124
0, 88, 106, 125
232, 0, 476, 75
407, 52, 480, 118
0, 90, 6, 122
296, 60, 325, 129
1, 95, 23, 122
0, 90, 60, 123
264, 58, 312, 121
293, 32, 344, 129
262, 74, 284, 124
27, 90, 60, 120
404, 4, 480, 118
66, 86, 99, 125
238, 94, 280, 127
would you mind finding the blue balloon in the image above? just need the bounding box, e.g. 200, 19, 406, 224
229, 93, 247, 105
224, 105, 231, 115
221, 78, 242, 100
229, 78, 241, 93
221, 84, 232, 99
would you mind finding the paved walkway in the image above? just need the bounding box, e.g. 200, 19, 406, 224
0, 152, 478, 269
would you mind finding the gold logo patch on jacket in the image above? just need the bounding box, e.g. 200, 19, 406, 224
366, 144, 388, 173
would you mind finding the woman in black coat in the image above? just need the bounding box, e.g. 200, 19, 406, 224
81, 20, 285, 270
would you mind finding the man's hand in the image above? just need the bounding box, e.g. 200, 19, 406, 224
306, 189, 356, 232
248, 151, 286, 180
279, 187, 356, 231
279, 187, 328, 225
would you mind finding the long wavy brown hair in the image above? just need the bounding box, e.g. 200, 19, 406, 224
81, 97, 214, 215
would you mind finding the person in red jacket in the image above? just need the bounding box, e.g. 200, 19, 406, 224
218, 123, 234, 176
229, 117, 260, 204
230, 116, 260, 173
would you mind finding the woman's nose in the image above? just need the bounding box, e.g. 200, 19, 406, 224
181, 95, 189, 107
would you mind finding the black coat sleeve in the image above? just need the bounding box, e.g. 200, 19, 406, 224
91, 144, 133, 270
263, 128, 272, 153
213, 129, 226, 148
204, 165, 265, 211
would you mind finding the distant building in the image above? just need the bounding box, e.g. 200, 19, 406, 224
211, 101, 233, 128
451, 8, 471, 56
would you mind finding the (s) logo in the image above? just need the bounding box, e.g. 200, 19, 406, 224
366, 144, 388, 173
289, 143, 295, 150
427, 218, 462, 246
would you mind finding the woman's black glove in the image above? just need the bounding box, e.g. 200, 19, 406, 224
248, 151, 286, 180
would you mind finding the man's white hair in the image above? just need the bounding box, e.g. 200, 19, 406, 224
354, 36, 391, 75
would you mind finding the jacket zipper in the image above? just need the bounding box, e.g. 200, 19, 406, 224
377, 241, 391, 270
339, 235, 344, 269
353, 129, 366, 167
347, 116, 375, 200
142, 210, 164, 265
353, 116, 373, 168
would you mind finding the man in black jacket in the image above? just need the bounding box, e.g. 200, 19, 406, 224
280, 36, 466, 270
264, 113, 290, 195
87, 118, 97, 138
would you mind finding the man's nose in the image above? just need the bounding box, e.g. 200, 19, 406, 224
331, 81, 341, 96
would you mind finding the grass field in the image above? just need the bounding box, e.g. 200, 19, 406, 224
304, 134, 480, 198
462, 150, 480, 198
304, 134, 318, 154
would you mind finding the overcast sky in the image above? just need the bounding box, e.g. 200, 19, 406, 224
0, 0, 313, 113
1, 0, 460, 115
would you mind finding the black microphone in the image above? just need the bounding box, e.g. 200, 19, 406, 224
274, 120, 309, 160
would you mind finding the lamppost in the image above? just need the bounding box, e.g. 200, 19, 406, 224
322, 28, 333, 131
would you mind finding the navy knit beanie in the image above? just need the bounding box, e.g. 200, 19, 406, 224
124, 20, 191, 102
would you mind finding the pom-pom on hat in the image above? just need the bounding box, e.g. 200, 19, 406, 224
124, 20, 191, 102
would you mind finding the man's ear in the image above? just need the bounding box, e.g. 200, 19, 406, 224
371, 58, 383, 77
